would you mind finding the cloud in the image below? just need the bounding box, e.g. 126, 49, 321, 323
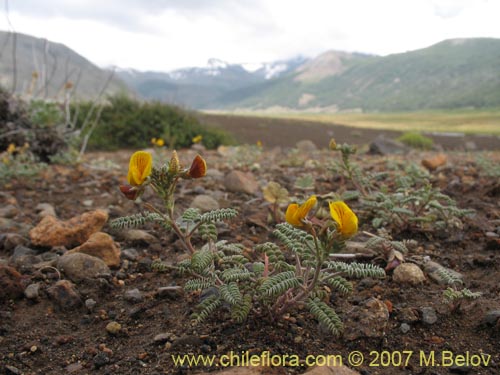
2, 0, 500, 71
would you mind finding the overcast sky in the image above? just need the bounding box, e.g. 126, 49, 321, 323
1, 0, 499, 72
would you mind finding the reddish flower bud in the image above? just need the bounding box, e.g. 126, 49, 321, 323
120, 184, 139, 200
187, 155, 207, 178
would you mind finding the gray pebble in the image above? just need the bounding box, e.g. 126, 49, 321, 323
122, 248, 139, 261
85, 298, 97, 311
24, 283, 40, 300
421, 307, 438, 325
400, 323, 411, 333
124, 288, 143, 303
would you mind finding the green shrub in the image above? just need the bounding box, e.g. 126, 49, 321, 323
397, 132, 434, 150
72, 95, 233, 150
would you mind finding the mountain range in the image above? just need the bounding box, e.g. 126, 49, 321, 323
1, 30, 499, 112
0, 31, 129, 100
117, 38, 500, 112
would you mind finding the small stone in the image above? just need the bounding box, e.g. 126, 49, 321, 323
0, 233, 28, 252
5, 365, 22, 374
0, 264, 24, 302
392, 263, 426, 285
344, 298, 390, 340
400, 323, 411, 333
8, 245, 43, 271
105, 321, 122, 335
224, 170, 260, 195
0, 204, 19, 218
190, 195, 220, 212
85, 298, 97, 311
481, 310, 500, 326
124, 288, 143, 303
66, 232, 121, 268
421, 154, 447, 171
46, 280, 82, 310
293, 335, 303, 344
398, 307, 420, 323
421, 307, 438, 325
157, 286, 183, 299
24, 283, 40, 300
122, 248, 139, 261
120, 229, 158, 244
82, 200, 93, 207
296, 139, 318, 152
93, 352, 110, 368
153, 333, 171, 344
65, 363, 83, 373
29, 209, 108, 248
57, 253, 110, 282
369, 135, 409, 155
35, 203, 56, 218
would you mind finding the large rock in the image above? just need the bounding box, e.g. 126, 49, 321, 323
57, 253, 110, 282
190, 195, 220, 212
29, 210, 108, 248
67, 232, 121, 268
224, 171, 259, 195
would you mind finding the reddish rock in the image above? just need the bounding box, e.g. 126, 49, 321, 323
0, 264, 24, 302
29, 210, 108, 248
224, 170, 260, 195
421, 154, 447, 171
46, 280, 82, 310
67, 232, 121, 268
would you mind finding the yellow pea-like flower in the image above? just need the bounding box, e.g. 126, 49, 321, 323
285, 195, 317, 227
127, 151, 152, 186
328, 201, 358, 238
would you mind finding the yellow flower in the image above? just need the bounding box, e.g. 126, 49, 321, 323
192, 135, 203, 144
127, 151, 152, 186
256, 140, 263, 148
156, 138, 165, 147
285, 195, 317, 227
328, 201, 358, 238
7, 143, 16, 154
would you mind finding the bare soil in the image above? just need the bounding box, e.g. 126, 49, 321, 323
1, 117, 500, 375
199, 113, 500, 151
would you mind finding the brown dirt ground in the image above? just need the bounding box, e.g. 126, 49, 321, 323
198, 113, 500, 151
1, 117, 500, 375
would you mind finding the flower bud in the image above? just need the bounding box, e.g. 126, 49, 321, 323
169, 150, 181, 174
186, 155, 207, 179
119, 184, 139, 200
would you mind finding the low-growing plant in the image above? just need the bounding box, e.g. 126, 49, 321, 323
0, 142, 46, 181
180, 196, 385, 335
110, 150, 237, 254
330, 139, 475, 234
397, 132, 434, 150
110, 150, 386, 335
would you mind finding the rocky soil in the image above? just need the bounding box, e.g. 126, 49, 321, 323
1, 136, 499, 375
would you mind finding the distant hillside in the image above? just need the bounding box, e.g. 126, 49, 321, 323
119, 38, 500, 112
220, 38, 500, 111
116, 56, 308, 109
0, 31, 131, 101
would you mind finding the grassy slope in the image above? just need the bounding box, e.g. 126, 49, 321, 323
220, 38, 500, 112
211, 108, 500, 135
